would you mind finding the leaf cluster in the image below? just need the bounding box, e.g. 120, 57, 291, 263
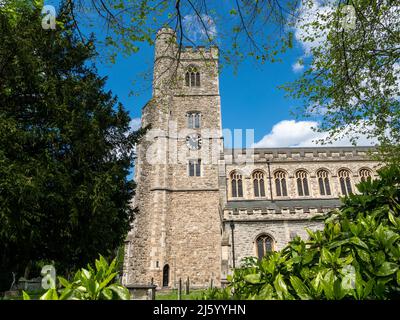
23, 255, 131, 300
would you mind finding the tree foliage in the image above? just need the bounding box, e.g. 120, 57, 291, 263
4, 1, 397, 153
284, 0, 400, 159
204, 165, 400, 300
0, 1, 140, 290
32, 0, 398, 155
23, 255, 131, 300
47, 0, 297, 66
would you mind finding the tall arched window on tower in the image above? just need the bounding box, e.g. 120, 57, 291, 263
256, 234, 274, 260
317, 169, 331, 196
187, 112, 201, 128
338, 169, 352, 196
296, 170, 310, 196
231, 171, 243, 198
359, 168, 372, 182
274, 170, 288, 197
185, 65, 200, 87
253, 171, 266, 197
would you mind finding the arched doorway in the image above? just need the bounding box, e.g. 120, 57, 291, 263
162, 264, 169, 287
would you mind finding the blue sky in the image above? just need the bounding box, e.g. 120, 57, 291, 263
96, 39, 307, 147
42, 0, 375, 149
95, 30, 375, 149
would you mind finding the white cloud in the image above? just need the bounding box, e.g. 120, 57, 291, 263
183, 14, 217, 43
252, 119, 377, 148
292, 61, 305, 73
129, 118, 141, 131
294, 0, 333, 55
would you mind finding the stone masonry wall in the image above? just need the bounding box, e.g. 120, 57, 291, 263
165, 191, 222, 288
229, 220, 324, 267
224, 149, 380, 201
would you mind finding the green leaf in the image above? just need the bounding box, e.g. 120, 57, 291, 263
86, 278, 100, 298
273, 274, 288, 299
244, 273, 262, 284
322, 270, 336, 299
22, 291, 31, 300
376, 262, 398, 276
328, 239, 350, 249
259, 283, 274, 299
81, 268, 91, 280
303, 250, 316, 264
356, 248, 370, 263
290, 276, 311, 299
363, 279, 374, 298
388, 211, 398, 227
341, 265, 356, 291
58, 276, 71, 288
99, 272, 117, 290
101, 287, 113, 300
108, 258, 117, 276
40, 288, 59, 300
373, 251, 386, 266
108, 284, 131, 300
59, 287, 74, 300
349, 237, 369, 250
321, 247, 332, 263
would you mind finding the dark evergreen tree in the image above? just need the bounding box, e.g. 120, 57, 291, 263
0, 1, 140, 290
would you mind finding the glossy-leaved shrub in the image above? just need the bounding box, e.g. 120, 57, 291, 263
23, 255, 130, 300
203, 165, 400, 300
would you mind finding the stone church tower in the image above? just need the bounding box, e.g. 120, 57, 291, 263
123, 27, 224, 288
123, 28, 380, 291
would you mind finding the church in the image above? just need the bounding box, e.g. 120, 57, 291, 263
122, 27, 379, 289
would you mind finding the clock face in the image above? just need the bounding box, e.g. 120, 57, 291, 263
186, 134, 202, 150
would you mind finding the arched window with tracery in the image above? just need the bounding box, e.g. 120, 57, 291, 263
185, 65, 200, 87
274, 170, 287, 197
296, 170, 310, 196
253, 171, 266, 197
338, 169, 352, 196
231, 171, 243, 198
359, 168, 372, 182
317, 169, 331, 196
256, 235, 274, 260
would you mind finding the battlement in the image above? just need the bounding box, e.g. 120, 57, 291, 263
155, 27, 218, 60
180, 45, 219, 60
156, 27, 176, 37
224, 146, 378, 164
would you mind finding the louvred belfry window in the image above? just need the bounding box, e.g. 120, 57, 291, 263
185, 65, 200, 87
